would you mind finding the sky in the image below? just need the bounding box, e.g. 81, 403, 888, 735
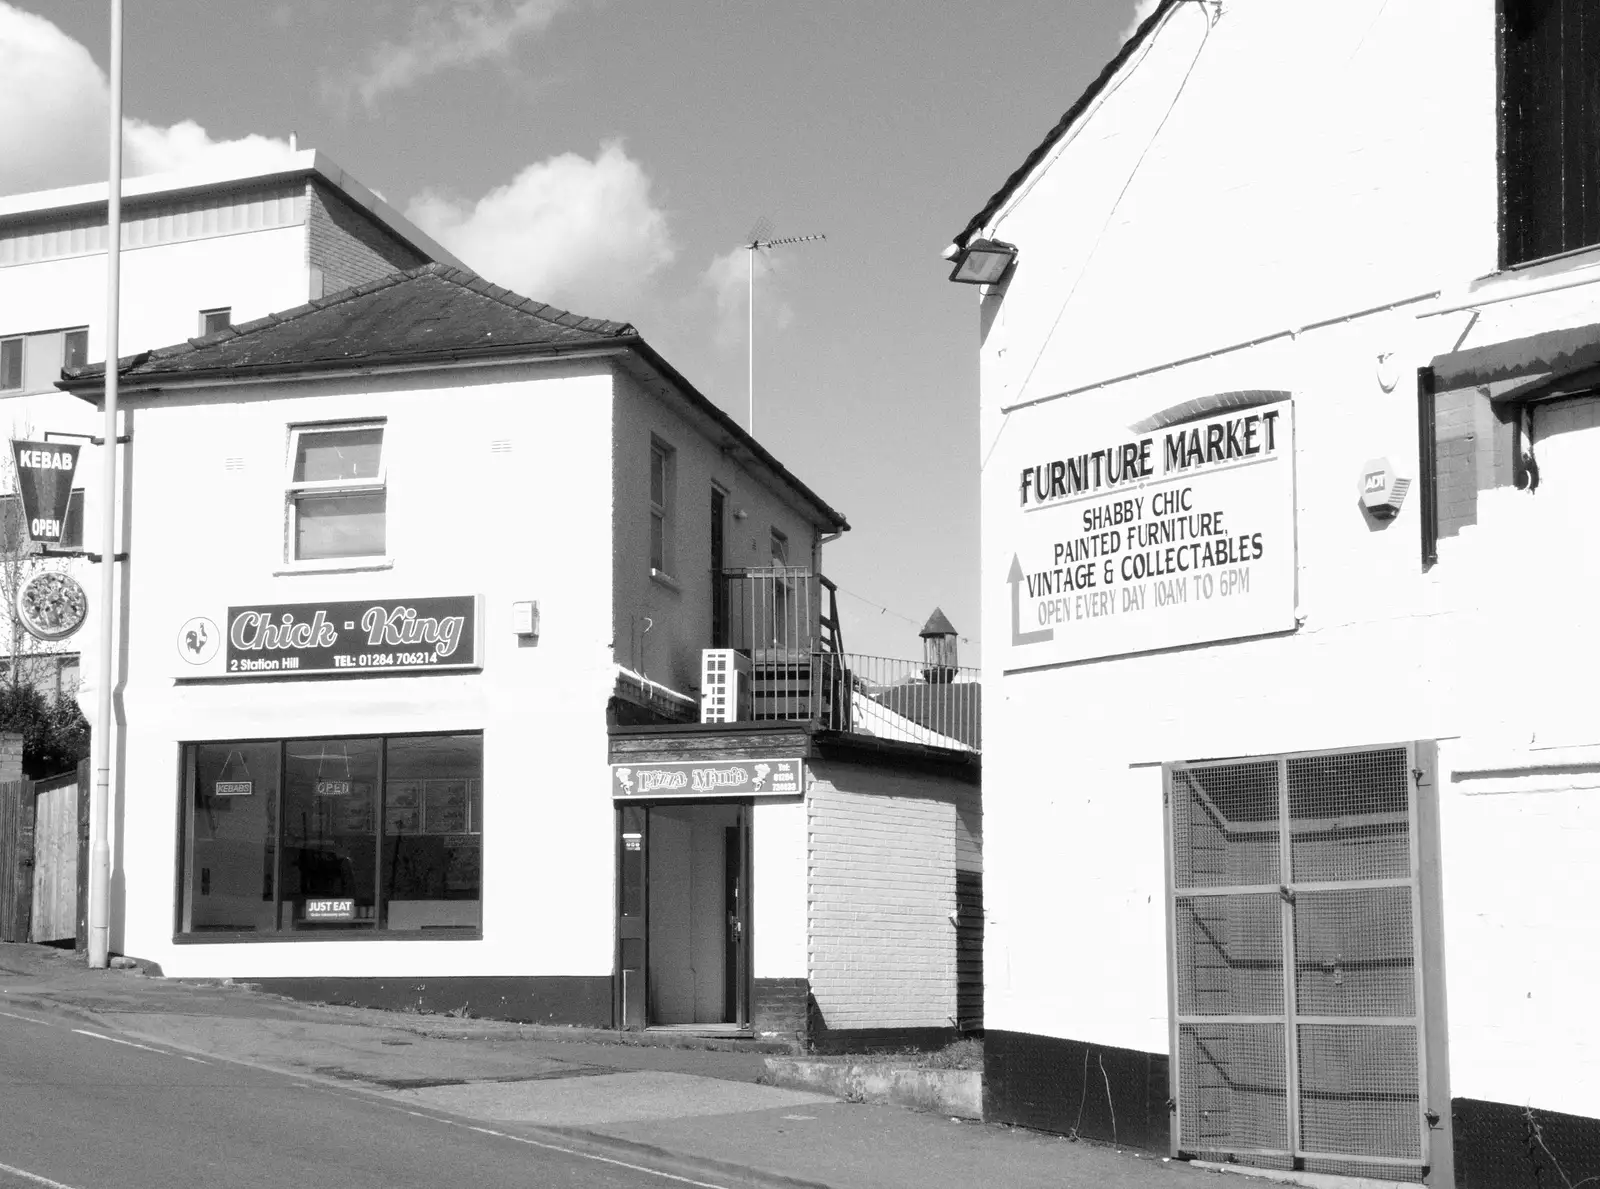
0, 0, 1148, 666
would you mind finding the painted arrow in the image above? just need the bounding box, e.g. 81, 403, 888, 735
1008, 554, 1055, 647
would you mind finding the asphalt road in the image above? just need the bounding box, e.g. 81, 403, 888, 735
0, 1006, 749, 1189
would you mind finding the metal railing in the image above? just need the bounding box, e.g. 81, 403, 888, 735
718, 569, 976, 751
742, 648, 979, 752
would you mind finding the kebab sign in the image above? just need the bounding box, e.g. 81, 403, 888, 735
1004, 398, 1298, 667
9, 440, 80, 545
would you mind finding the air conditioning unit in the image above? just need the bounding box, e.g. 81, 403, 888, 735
700, 649, 752, 723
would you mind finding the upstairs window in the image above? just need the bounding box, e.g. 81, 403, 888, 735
287, 423, 386, 561
200, 307, 232, 336
0, 338, 21, 391
1501, 0, 1600, 266
62, 329, 88, 370
649, 439, 675, 576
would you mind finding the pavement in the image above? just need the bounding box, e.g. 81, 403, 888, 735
0, 942, 1226, 1189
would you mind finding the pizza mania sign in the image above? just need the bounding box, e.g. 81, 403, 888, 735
1005, 399, 1297, 668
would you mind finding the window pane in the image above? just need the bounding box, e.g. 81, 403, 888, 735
183, 742, 281, 932
650, 510, 664, 571
650, 446, 665, 507
295, 491, 386, 559
382, 734, 482, 930
62, 329, 88, 370
0, 340, 20, 390
294, 426, 383, 482
202, 309, 232, 335
282, 738, 380, 930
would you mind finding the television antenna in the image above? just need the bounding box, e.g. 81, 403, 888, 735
745, 221, 824, 437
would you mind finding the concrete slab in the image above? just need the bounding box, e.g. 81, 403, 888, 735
389, 1069, 833, 1126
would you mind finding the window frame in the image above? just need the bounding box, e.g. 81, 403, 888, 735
283, 420, 389, 569
61, 328, 88, 371
174, 729, 485, 943
1498, 0, 1600, 268
649, 437, 676, 581
0, 336, 21, 392
200, 307, 232, 336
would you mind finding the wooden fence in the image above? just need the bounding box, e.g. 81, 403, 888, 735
0, 760, 90, 946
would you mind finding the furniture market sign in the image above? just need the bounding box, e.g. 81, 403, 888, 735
1005, 399, 1297, 668
175, 595, 482, 678
611, 758, 806, 800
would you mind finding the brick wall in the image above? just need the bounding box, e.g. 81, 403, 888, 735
306, 182, 430, 298
807, 762, 978, 1034
1436, 384, 1520, 539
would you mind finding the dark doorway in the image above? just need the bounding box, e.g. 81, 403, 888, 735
615, 800, 750, 1030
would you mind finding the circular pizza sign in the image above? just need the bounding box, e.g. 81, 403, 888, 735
16, 570, 88, 641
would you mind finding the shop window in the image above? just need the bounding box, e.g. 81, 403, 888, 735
650, 438, 675, 576
1500, 0, 1600, 266
178, 732, 482, 937
286, 422, 386, 561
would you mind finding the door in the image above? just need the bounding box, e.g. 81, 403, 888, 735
1167, 744, 1433, 1176
616, 803, 648, 1029
615, 801, 751, 1029
723, 810, 752, 1026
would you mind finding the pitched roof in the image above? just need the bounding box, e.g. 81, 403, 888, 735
59, 263, 850, 533
948, 0, 1181, 251
920, 607, 957, 637
61, 263, 633, 384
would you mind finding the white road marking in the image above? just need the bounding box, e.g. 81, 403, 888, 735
0, 1011, 49, 1025
456, 1121, 736, 1189
70, 1028, 165, 1054
0, 1158, 86, 1189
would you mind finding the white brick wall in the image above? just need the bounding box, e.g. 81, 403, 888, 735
806, 761, 977, 1031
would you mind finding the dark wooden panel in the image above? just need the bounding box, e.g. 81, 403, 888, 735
0, 779, 35, 944
955, 870, 983, 1031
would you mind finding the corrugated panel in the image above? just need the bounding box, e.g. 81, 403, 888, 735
0, 183, 305, 268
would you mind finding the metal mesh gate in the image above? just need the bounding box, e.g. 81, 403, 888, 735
1168, 745, 1428, 1174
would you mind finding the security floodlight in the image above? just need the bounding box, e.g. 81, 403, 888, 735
948, 238, 1018, 285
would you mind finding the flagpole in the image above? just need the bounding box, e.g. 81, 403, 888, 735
88, 0, 123, 970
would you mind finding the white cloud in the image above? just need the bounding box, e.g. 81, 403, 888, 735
406, 140, 675, 318
0, 2, 293, 197
1121, 0, 1163, 41
702, 246, 794, 354
337, 0, 572, 111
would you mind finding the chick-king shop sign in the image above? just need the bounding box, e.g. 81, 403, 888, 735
9, 440, 81, 544
175, 596, 482, 678
1004, 398, 1298, 668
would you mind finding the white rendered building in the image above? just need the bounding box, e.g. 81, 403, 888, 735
951, 2, 1600, 1185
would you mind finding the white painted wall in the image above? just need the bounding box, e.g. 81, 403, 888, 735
0, 225, 311, 370
753, 795, 806, 979
974, 0, 1600, 1120
101, 361, 620, 979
